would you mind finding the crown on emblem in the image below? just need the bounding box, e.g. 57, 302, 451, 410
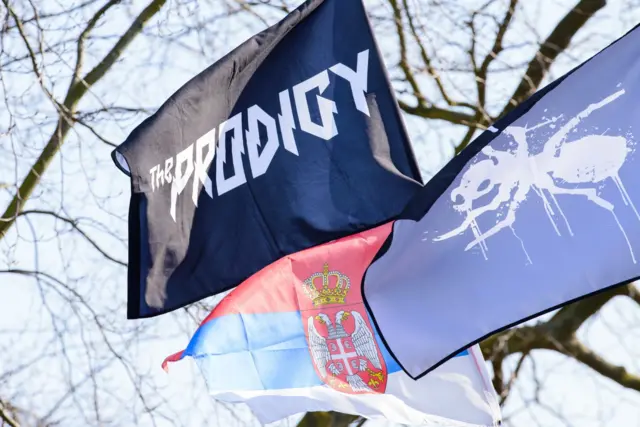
303, 263, 351, 307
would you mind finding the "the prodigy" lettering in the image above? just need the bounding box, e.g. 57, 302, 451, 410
149, 50, 371, 221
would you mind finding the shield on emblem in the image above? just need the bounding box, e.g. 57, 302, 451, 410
301, 263, 388, 394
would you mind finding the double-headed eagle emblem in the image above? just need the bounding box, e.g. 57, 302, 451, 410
303, 264, 386, 393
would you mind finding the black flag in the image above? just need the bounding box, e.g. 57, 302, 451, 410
112, 0, 422, 318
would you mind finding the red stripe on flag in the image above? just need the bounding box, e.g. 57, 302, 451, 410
201, 222, 394, 321
162, 350, 185, 372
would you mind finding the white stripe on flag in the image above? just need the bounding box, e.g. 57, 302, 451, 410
202, 345, 501, 426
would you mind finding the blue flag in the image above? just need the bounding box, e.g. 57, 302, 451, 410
162, 224, 501, 426
112, 0, 422, 318
363, 24, 640, 378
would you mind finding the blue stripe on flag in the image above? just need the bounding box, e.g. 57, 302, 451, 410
185, 311, 322, 390
184, 311, 470, 391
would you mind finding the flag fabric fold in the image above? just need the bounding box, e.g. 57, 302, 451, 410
163, 224, 501, 426
363, 23, 640, 378
112, 0, 422, 319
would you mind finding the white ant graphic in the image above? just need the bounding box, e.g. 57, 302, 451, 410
433, 88, 639, 264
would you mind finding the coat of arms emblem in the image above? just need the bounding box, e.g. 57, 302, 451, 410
302, 263, 387, 394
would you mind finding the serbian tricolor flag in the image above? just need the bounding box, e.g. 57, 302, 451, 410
163, 224, 501, 426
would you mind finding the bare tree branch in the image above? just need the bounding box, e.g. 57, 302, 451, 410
398, 99, 477, 125
476, 0, 518, 108
0, 400, 20, 427
482, 284, 640, 400
69, 0, 122, 89
16, 209, 126, 267
502, 0, 607, 114
562, 336, 640, 391
297, 411, 361, 427
385, 0, 606, 154
0, 0, 167, 240
388, 0, 426, 108
2, 0, 102, 31
401, 0, 478, 112
627, 283, 640, 305
1, 0, 52, 95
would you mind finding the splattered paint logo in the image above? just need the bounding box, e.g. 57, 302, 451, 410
433, 88, 639, 264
